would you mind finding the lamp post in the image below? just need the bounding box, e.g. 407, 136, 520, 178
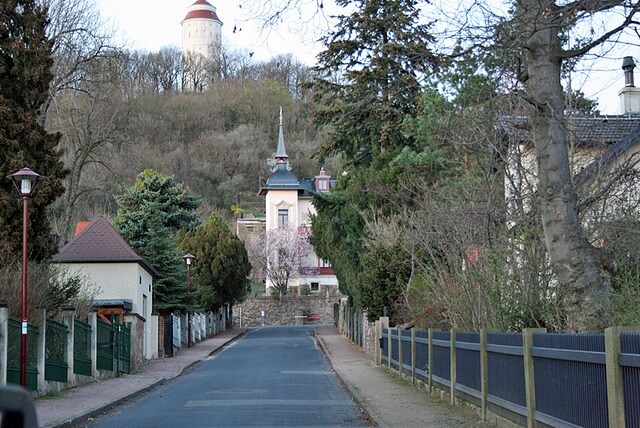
182, 253, 195, 347
7, 167, 44, 389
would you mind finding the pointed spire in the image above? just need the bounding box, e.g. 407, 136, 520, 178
275, 106, 288, 163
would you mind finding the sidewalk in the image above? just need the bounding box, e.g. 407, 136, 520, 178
314, 326, 493, 428
35, 326, 491, 428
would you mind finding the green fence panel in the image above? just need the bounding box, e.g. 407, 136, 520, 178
73, 318, 92, 376
96, 319, 113, 371
45, 319, 69, 383
7, 318, 39, 391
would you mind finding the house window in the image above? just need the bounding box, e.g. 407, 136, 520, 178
311, 282, 320, 292
278, 209, 289, 228
318, 258, 331, 268
317, 179, 328, 191
143, 294, 148, 317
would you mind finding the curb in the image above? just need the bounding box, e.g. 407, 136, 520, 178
313, 328, 381, 428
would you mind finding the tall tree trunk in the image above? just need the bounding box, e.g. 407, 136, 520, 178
521, 0, 612, 331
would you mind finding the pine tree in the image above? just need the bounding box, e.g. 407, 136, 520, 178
310, 0, 437, 166
114, 169, 201, 313
0, 0, 67, 261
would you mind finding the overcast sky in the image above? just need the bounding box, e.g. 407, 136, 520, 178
96, 0, 328, 65
96, 0, 630, 115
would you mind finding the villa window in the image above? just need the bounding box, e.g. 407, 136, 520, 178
311, 282, 320, 292
278, 209, 289, 228
318, 258, 331, 268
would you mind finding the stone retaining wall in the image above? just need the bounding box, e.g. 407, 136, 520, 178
233, 296, 340, 327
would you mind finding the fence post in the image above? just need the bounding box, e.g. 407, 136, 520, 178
374, 319, 381, 366
428, 328, 433, 392
387, 328, 393, 368
0, 302, 8, 385
523, 327, 545, 428
175, 314, 182, 349
450, 328, 457, 405
89, 312, 98, 377
64, 309, 75, 385
480, 328, 488, 421
605, 327, 625, 428
37, 309, 47, 392
380, 317, 389, 367
398, 327, 403, 376
411, 327, 416, 385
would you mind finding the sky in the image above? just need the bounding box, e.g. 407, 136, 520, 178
96, 0, 329, 65
96, 0, 630, 115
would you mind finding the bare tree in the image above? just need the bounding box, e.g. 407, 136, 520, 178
42, 0, 119, 102
258, 227, 314, 300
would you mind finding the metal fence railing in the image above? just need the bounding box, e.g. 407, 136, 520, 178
6, 318, 39, 390
73, 318, 92, 376
45, 319, 69, 383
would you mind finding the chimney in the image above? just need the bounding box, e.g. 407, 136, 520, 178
619, 56, 640, 114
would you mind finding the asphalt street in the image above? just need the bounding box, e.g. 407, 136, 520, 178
87, 326, 367, 427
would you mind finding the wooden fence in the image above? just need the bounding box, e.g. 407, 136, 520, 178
336, 303, 640, 428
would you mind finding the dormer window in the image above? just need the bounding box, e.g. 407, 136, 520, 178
317, 180, 328, 191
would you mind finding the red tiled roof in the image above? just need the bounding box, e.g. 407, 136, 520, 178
183, 1, 221, 23
52, 217, 157, 276
183, 9, 221, 21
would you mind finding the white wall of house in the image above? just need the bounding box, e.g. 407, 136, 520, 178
265, 189, 299, 229
57, 262, 154, 360
298, 198, 315, 226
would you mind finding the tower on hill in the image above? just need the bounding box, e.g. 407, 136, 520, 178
181, 0, 223, 91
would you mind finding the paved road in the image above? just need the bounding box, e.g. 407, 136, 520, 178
87, 326, 368, 427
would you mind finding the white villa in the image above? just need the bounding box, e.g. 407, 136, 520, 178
244, 109, 339, 295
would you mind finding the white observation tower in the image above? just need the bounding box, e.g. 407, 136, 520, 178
181, 0, 222, 59
181, 0, 222, 90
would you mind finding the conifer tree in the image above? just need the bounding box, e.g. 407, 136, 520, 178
114, 169, 201, 313
178, 214, 251, 311
0, 0, 67, 261
310, 0, 437, 166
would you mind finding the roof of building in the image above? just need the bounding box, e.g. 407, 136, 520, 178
498, 114, 640, 147
259, 164, 305, 195
182, 0, 222, 24
52, 217, 158, 277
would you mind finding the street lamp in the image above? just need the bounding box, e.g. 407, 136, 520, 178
182, 253, 195, 347
7, 167, 44, 389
